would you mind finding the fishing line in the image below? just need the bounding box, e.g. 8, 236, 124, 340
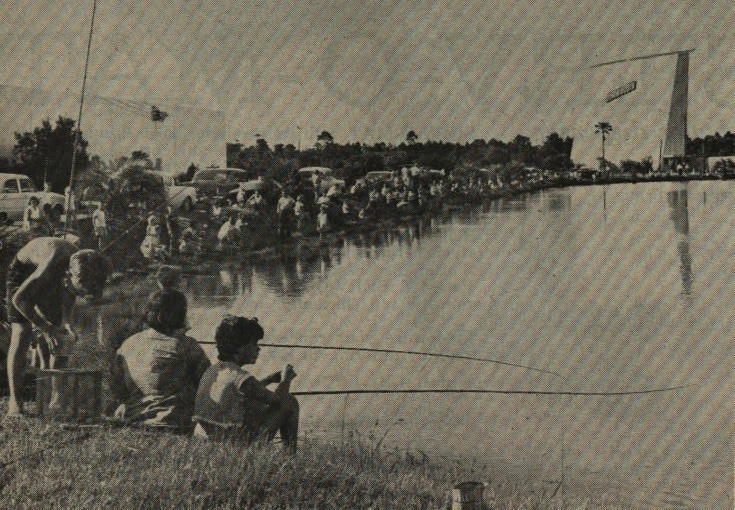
100, 186, 192, 254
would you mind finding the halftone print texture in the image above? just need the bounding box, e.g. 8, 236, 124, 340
2, 1, 733, 508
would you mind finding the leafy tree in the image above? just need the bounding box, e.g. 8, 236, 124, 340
316, 131, 334, 145
0, 157, 11, 173
256, 137, 271, 154
539, 132, 574, 170
594, 122, 613, 171
106, 166, 165, 214
508, 134, 534, 164
620, 157, 653, 175
130, 150, 150, 161
13, 116, 89, 191
406, 130, 418, 144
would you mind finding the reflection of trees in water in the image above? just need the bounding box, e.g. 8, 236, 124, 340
184, 266, 253, 299
252, 248, 324, 297
487, 193, 531, 213
545, 192, 571, 212
667, 189, 693, 295
169, 214, 440, 299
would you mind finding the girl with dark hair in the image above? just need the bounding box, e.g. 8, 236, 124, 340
193, 314, 299, 452
23, 197, 42, 232
109, 288, 209, 429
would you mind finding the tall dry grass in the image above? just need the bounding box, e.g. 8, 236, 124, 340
0, 399, 629, 510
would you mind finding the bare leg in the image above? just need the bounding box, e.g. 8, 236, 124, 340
47, 352, 67, 413
6, 322, 33, 416
260, 395, 300, 452
279, 395, 299, 453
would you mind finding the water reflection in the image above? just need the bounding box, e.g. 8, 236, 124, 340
667, 188, 693, 295
545, 191, 571, 212
75, 182, 732, 507
181, 216, 440, 299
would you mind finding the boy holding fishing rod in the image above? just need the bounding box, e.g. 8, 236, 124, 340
193, 315, 300, 452
4, 236, 109, 417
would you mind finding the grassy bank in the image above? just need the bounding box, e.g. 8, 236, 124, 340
0, 401, 630, 510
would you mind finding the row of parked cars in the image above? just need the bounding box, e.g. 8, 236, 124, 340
0, 166, 348, 223
182, 166, 347, 205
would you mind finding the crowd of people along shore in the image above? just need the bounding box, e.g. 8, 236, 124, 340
7, 160, 733, 271
134, 167, 512, 264
1, 236, 300, 451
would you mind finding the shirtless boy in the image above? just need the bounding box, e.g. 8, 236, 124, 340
5, 236, 109, 416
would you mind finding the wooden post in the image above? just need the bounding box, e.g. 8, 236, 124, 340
35, 370, 47, 417
92, 371, 102, 418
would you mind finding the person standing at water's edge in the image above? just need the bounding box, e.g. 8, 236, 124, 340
193, 315, 299, 452
91, 202, 108, 251
4, 237, 109, 416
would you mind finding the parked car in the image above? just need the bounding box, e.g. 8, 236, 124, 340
224, 178, 283, 205
297, 167, 345, 193
190, 168, 253, 198
157, 174, 197, 211
0, 173, 65, 223
363, 171, 393, 183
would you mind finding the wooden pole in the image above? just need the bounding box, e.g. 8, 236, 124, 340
290, 384, 689, 396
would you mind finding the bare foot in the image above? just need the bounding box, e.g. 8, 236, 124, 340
5, 400, 24, 418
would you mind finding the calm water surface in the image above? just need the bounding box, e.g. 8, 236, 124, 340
93, 181, 733, 508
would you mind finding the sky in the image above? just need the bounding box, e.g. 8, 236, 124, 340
0, 0, 733, 170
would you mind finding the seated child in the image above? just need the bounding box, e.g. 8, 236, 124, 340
140, 215, 165, 260
109, 288, 210, 429
193, 315, 299, 452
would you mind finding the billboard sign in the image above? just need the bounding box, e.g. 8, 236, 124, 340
606, 80, 637, 102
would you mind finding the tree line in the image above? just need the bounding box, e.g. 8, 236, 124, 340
225, 131, 575, 184
2, 115, 734, 192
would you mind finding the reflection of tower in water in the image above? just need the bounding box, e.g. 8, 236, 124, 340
667, 188, 693, 295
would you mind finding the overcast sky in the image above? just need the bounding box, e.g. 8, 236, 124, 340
1, 0, 733, 167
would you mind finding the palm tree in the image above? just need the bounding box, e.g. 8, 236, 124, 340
594, 122, 613, 171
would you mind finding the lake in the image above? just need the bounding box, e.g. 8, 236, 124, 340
89, 181, 732, 508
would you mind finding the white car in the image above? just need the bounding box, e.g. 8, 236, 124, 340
157, 174, 197, 211
297, 167, 345, 193
0, 173, 65, 223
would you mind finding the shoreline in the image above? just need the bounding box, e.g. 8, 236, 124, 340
109, 172, 732, 276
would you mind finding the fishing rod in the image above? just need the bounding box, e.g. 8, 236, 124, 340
290, 384, 690, 397
196, 341, 561, 377
100, 186, 193, 253
64, 0, 98, 232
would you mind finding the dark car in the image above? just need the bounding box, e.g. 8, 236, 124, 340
190, 168, 253, 198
